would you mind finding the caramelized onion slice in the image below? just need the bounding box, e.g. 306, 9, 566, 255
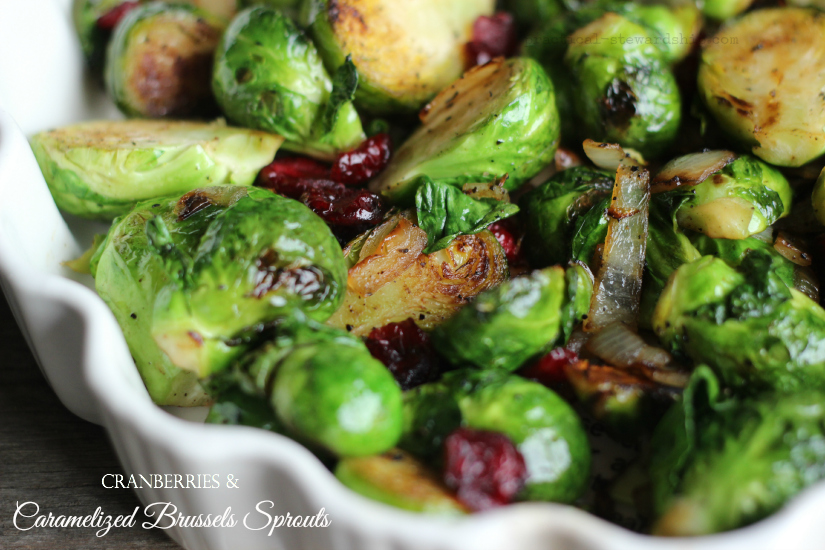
586, 323, 671, 370
651, 150, 737, 193
583, 139, 645, 171
584, 160, 651, 332
774, 231, 812, 266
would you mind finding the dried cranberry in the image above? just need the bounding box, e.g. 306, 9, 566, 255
302, 187, 384, 226
96, 1, 141, 31
465, 13, 518, 68
519, 347, 579, 386
443, 427, 527, 511
365, 319, 440, 390
488, 219, 524, 265
330, 133, 392, 186
257, 157, 332, 195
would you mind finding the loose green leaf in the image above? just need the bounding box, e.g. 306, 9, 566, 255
415, 178, 519, 254
321, 55, 359, 135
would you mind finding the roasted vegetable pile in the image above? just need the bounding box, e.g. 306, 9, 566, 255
32, 0, 825, 535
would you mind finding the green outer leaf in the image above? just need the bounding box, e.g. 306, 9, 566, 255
651, 368, 825, 535
415, 178, 519, 254
319, 55, 359, 135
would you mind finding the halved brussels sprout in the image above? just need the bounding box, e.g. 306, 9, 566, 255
563, 13, 681, 158
698, 8, 825, 167
212, 7, 365, 160
73, 0, 133, 70
91, 185, 347, 405
335, 450, 468, 514
402, 369, 591, 503
520, 166, 614, 267
432, 265, 592, 372
653, 252, 825, 393
327, 212, 508, 336
105, 3, 226, 118
370, 57, 560, 205
666, 155, 792, 239
306, 0, 494, 114
651, 368, 825, 535
30, 119, 283, 220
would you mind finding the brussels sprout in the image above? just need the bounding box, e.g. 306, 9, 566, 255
335, 450, 468, 514
610, 2, 702, 64
402, 370, 591, 503
520, 166, 614, 267
306, 0, 494, 114
177, 0, 238, 19
105, 3, 226, 118
503, 0, 568, 30
271, 330, 403, 457
369, 57, 561, 205
212, 7, 365, 160
91, 185, 347, 405
689, 233, 797, 291
653, 252, 825, 393
433, 266, 592, 372
327, 212, 508, 336
697, 8, 825, 167
701, 0, 754, 20
73, 0, 133, 70
651, 368, 825, 535
666, 155, 792, 240
811, 166, 825, 226
563, 13, 682, 158
30, 119, 283, 220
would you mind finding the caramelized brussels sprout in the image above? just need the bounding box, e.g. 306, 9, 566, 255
370, 57, 560, 205
698, 8, 825, 167
306, 0, 494, 114
666, 155, 792, 240
402, 369, 591, 503
563, 13, 681, 157
91, 186, 346, 405
432, 265, 592, 372
327, 212, 508, 336
653, 252, 825, 393
652, 368, 825, 535
30, 120, 283, 220
106, 2, 226, 118
335, 450, 468, 514
212, 7, 365, 160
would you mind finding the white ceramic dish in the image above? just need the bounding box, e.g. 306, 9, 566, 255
2, 1, 825, 549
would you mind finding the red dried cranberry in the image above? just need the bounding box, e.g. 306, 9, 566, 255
330, 133, 392, 186
257, 157, 331, 194
365, 319, 440, 390
96, 1, 141, 31
302, 187, 384, 226
465, 12, 518, 68
488, 219, 523, 265
519, 347, 579, 386
443, 427, 527, 511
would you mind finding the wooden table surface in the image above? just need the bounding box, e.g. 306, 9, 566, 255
0, 294, 182, 549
